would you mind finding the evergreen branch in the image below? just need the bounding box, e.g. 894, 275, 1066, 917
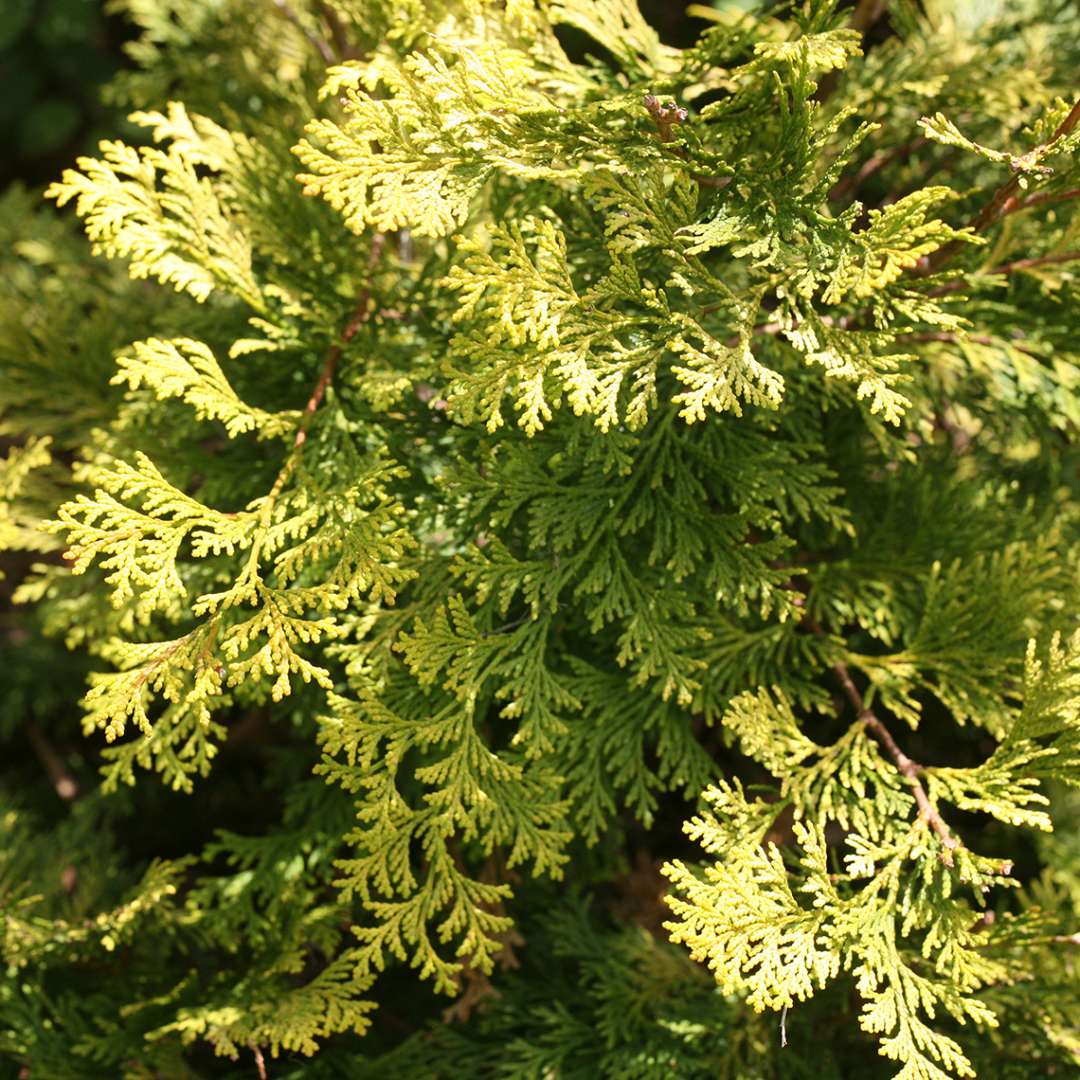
922, 97, 1080, 273
898, 332, 998, 346
45, 109, 266, 311
815, 1, 887, 103
897, 332, 1043, 366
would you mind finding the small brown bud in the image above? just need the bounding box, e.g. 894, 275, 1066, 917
60, 865, 78, 894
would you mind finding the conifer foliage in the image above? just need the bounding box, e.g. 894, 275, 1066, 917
2, 0, 1080, 1076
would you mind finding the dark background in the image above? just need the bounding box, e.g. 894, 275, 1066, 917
0, 0, 728, 193
0, 0, 131, 190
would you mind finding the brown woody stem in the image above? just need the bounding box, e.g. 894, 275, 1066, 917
315, 1, 352, 60
803, 615, 960, 864
26, 721, 78, 801
831, 658, 960, 863
849, 0, 887, 33
929, 250, 1080, 296
270, 0, 336, 65
264, 232, 385, 511
297, 231, 385, 442
1007, 185, 1080, 216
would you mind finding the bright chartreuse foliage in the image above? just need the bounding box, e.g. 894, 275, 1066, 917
2, 0, 1080, 1076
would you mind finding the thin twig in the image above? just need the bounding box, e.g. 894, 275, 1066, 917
829, 137, 930, 204
968, 99, 1080, 232
898, 331, 996, 346
981, 250, 1080, 276
299, 232, 385, 440
264, 233, 385, 509
974, 928, 1080, 950
897, 331, 1044, 364
922, 98, 1080, 275
927, 250, 1080, 296
833, 659, 959, 863
1007, 185, 1080, 216
805, 617, 960, 864
26, 721, 78, 801
270, 0, 336, 65
253, 1044, 268, 1080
